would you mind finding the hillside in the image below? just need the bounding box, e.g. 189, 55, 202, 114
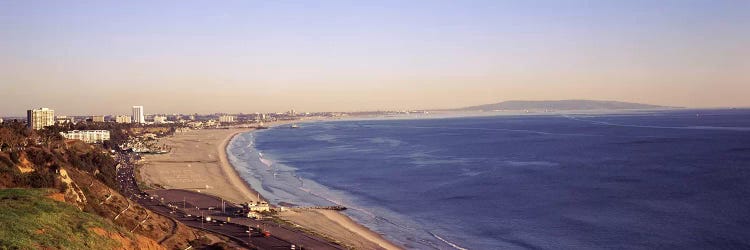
0, 188, 160, 249
456, 100, 671, 111
0, 122, 237, 250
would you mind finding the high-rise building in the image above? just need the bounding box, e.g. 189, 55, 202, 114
27, 108, 55, 130
132, 106, 145, 124
115, 115, 131, 124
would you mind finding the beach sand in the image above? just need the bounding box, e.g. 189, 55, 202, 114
139, 128, 258, 204
279, 209, 402, 250
139, 126, 401, 250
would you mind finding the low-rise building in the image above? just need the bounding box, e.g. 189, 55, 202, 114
246, 211, 261, 219
219, 115, 235, 123
115, 115, 131, 123
92, 115, 106, 122
247, 201, 271, 212
153, 116, 167, 124
60, 130, 111, 143
55, 116, 74, 124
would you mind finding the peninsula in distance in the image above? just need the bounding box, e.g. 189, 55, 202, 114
453, 100, 674, 112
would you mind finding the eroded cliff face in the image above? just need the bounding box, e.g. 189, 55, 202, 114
58, 168, 87, 210
89, 227, 164, 250
63, 167, 208, 250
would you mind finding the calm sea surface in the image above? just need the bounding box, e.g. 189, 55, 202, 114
228, 109, 750, 249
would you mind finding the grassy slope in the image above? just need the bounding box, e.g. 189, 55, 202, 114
0, 188, 126, 249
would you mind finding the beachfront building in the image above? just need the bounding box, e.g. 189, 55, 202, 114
132, 106, 145, 124
247, 201, 271, 212
246, 211, 262, 219
219, 115, 235, 123
115, 115, 131, 124
27, 108, 55, 130
92, 115, 105, 122
60, 130, 111, 143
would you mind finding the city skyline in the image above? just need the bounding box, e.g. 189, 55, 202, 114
2, 1, 749, 116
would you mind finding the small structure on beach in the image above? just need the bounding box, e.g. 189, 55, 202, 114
246, 211, 261, 219
246, 201, 271, 212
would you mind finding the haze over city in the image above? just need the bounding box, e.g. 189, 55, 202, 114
2, 0, 749, 116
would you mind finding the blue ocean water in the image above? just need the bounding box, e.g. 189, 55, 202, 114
227, 109, 750, 249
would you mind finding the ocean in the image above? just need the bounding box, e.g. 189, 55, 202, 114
227, 109, 750, 249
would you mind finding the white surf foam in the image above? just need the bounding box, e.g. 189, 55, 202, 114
431, 232, 469, 250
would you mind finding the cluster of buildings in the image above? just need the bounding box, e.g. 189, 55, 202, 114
15, 106, 332, 145
16, 107, 348, 130
25, 106, 149, 129
24, 107, 112, 143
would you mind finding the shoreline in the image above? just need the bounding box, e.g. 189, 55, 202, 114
140, 123, 402, 250
226, 126, 402, 250
218, 128, 263, 203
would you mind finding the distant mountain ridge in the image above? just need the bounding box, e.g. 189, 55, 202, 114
456, 100, 671, 111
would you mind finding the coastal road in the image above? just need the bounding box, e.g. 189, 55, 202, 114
116, 152, 343, 250
148, 189, 344, 250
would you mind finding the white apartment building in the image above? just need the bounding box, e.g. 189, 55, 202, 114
115, 115, 131, 124
132, 106, 145, 124
60, 130, 111, 143
27, 108, 55, 130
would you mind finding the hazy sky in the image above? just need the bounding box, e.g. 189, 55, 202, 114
1, 0, 748, 116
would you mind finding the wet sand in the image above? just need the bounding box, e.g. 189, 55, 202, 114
139, 125, 401, 250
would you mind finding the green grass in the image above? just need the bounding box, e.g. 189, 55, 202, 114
0, 189, 126, 249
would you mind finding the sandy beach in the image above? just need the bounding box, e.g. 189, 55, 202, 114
139, 128, 258, 204
139, 125, 401, 250
279, 209, 402, 250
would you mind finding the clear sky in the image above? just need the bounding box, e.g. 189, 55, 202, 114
1, 0, 748, 116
